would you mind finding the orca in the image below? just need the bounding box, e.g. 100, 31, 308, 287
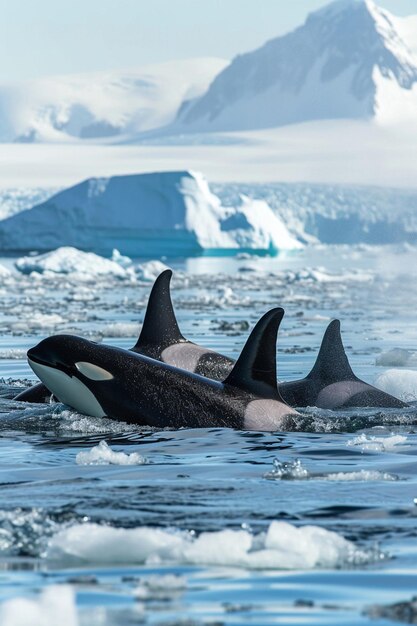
279, 320, 407, 409
13, 384, 54, 403
27, 308, 299, 431
15, 268, 233, 404
132, 269, 234, 379
19, 269, 407, 409
130, 270, 408, 409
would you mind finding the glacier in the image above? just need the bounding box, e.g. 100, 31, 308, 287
213, 182, 417, 245
0, 171, 301, 256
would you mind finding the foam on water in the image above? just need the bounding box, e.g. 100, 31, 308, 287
346, 433, 408, 452
76, 440, 147, 466
46, 520, 384, 570
264, 459, 398, 481
55, 409, 135, 434
264, 459, 310, 480
325, 469, 398, 481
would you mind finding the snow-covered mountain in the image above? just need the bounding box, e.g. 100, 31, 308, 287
0, 58, 227, 143
177, 0, 417, 131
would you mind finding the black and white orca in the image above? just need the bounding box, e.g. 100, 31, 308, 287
129, 270, 407, 409
279, 320, 407, 409
15, 268, 233, 404
19, 269, 406, 409
27, 308, 299, 431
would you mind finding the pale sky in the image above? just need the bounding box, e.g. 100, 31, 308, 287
0, 0, 415, 81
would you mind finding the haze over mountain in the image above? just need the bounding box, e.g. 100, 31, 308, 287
177, 0, 417, 132
0, 58, 227, 143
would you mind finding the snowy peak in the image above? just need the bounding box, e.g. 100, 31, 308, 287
177, 0, 417, 131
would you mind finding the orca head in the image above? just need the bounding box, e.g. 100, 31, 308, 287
27, 335, 117, 417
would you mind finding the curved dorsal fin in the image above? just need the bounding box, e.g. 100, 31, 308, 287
307, 319, 356, 382
224, 308, 285, 400
133, 270, 185, 351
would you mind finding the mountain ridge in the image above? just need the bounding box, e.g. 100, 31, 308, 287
176, 0, 417, 132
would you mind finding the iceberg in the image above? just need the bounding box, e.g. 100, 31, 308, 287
0, 171, 301, 256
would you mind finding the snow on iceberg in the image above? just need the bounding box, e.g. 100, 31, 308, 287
46, 520, 382, 569
15, 247, 131, 279
0, 171, 301, 256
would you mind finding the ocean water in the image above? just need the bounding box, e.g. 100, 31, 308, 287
0, 245, 416, 626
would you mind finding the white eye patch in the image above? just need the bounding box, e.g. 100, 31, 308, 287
75, 362, 114, 381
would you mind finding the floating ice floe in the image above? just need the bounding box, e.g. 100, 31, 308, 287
0, 585, 78, 626
111, 248, 132, 267
136, 260, 171, 282
283, 267, 374, 284
374, 368, 417, 402
15, 247, 132, 280
9, 313, 65, 334
99, 322, 141, 338
46, 520, 383, 570
0, 171, 302, 256
347, 433, 408, 452
0, 264, 12, 277
0, 349, 28, 360
376, 348, 416, 367
133, 574, 187, 600
76, 440, 147, 466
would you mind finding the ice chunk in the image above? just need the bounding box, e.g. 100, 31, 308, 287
136, 260, 171, 282
111, 248, 132, 268
100, 322, 141, 338
376, 348, 414, 367
375, 368, 417, 402
15, 247, 129, 279
76, 440, 146, 466
0, 585, 78, 626
0, 264, 11, 277
47, 520, 383, 569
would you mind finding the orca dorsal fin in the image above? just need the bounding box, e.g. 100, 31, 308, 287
307, 319, 356, 382
224, 308, 285, 400
133, 270, 185, 351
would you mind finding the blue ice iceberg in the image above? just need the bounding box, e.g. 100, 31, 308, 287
0, 171, 301, 256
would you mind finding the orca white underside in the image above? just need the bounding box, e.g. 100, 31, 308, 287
316, 381, 371, 409
28, 359, 106, 418
244, 399, 297, 431
161, 343, 211, 371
